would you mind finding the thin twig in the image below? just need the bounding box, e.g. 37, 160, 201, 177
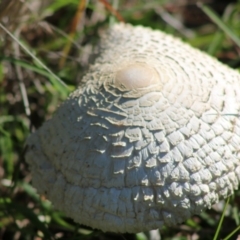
13, 29, 31, 117
155, 7, 194, 38
59, 0, 86, 68
47, 22, 82, 50
99, 0, 124, 22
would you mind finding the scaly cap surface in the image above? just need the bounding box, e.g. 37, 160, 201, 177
26, 23, 240, 233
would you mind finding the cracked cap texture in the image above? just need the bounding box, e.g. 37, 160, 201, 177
25, 23, 240, 233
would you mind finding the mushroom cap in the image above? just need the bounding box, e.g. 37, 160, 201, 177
25, 23, 240, 233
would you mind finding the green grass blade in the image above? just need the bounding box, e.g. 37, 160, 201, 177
198, 3, 240, 48
207, 31, 224, 55
0, 56, 72, 97
0, 23, 70, 91
0, 57, 58, 79
213, 197, 230, 240
223, 225, 240, 240
135, 232, 148, 240
51, 212, 75, 231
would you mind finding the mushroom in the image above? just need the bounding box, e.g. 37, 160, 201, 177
25, 23, 240, 233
